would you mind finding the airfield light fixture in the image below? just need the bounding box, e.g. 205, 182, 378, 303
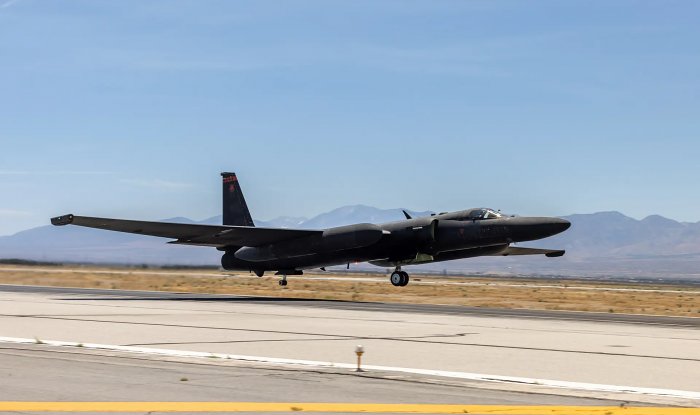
355, 345, 365, 372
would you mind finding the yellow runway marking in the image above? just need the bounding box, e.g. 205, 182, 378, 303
0, 403, 698, 414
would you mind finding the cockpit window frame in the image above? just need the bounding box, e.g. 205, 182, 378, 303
466, 208, 502, 221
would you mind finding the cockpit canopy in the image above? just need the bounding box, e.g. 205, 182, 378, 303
439, 208, 503, 221
468, 208, 502, 220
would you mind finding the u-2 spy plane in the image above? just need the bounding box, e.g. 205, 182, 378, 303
52, 173, 570, 287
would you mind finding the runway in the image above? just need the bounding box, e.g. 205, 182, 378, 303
0, 284, 699, 410
3, 283, 699, 327
0, 343, 611, 405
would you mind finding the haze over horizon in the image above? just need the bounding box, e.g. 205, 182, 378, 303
2, 1, 699, 236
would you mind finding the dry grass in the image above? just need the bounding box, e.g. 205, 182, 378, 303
1, 264, 699, 317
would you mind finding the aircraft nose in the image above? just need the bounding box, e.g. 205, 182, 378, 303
507, 217, 571, 242
547, 217, 571, 235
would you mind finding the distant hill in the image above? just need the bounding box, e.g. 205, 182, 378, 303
2, 207, 700, 279
0, 216, 220, 265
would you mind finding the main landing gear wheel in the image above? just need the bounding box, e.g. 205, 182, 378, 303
390, 270, 410, 287
278, 275, 288, 286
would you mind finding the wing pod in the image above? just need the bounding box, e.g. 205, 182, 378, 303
493, 246, 566, 257
51, 214, 75, 226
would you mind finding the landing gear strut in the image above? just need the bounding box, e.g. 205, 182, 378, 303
274, 270, 301, 287
390, 267, 409, 287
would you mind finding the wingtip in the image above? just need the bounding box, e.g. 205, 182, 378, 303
51, 214, 74, 226
545, 250, 565, 257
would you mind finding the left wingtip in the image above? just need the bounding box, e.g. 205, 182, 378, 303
51, 214, 74, 226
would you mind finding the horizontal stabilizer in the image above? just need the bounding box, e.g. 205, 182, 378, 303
492, 246, 565, 257
51, 214, 321, 248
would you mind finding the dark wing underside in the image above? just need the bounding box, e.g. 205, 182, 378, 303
492, 246, 565, 257
51, 214, 321, 248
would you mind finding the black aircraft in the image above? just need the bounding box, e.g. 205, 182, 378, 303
52, 172, 570, 287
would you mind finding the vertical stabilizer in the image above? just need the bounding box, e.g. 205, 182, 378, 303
221, 172, 255, 227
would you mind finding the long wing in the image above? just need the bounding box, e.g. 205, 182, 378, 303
51, 214, 321, 248
492, 246, 565, 257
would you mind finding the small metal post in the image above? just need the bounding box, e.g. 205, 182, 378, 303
355, 345, 364, 372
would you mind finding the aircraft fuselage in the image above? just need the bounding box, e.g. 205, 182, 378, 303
221, 209, 570, 273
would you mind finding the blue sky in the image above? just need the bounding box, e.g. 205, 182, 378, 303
1, 0, 699, 235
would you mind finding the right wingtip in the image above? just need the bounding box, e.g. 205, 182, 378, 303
51, 214, 74, 226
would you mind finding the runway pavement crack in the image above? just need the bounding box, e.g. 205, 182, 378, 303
6, 314, 698, 362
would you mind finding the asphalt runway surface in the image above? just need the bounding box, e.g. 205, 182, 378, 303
3, 283, 699, 327
0, 283, 699, 411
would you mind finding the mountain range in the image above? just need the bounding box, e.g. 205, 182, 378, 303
2, 205, 700, 280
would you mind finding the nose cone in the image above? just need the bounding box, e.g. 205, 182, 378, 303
507, 217, 571, 242
547, 217, 571, 235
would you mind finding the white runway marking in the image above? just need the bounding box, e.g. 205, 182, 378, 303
1, 335, 699, 401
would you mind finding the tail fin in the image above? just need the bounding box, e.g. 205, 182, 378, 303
221, 172, 255, 227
